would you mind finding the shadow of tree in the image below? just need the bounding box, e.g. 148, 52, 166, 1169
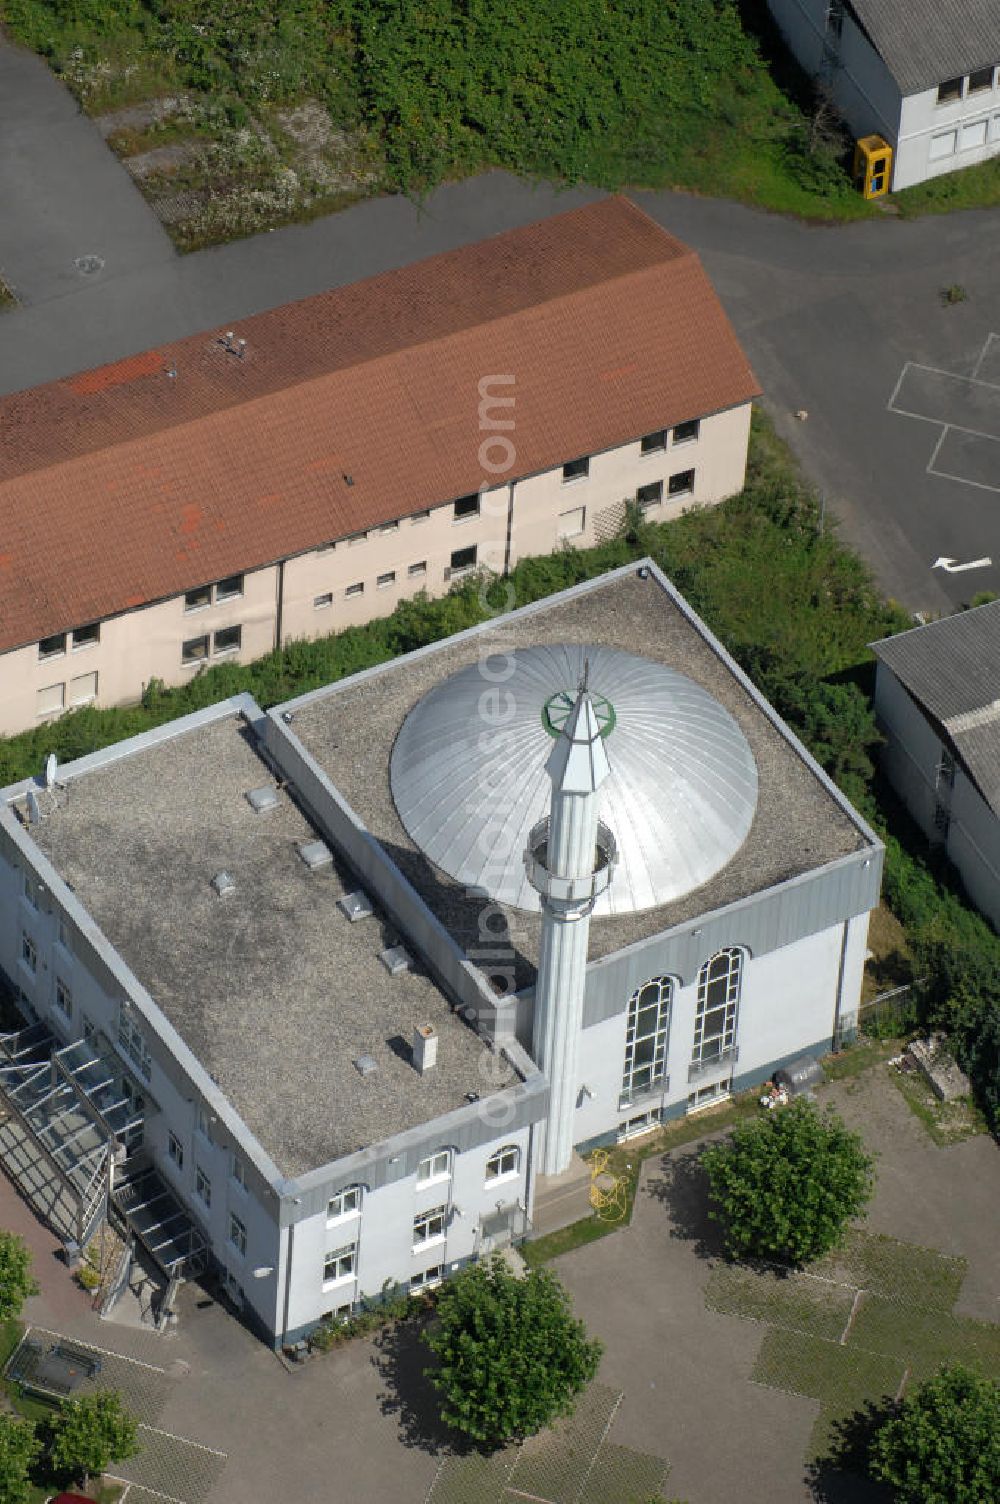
805, 1399, 897, 1504
371, 1314, 476, 1458
642, 1147, 728, 1260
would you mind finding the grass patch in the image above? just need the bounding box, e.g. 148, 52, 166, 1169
815, 1229, 966, 1311
706, 1262, 855, 1342
862, 904, 913, 1001
891, 1068, 988, 1146
894, 154, 1000, 217
821, 1036, 904, 1082
0, 272, 16, 310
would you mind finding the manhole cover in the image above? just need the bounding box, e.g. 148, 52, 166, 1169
74, 254, 105, 275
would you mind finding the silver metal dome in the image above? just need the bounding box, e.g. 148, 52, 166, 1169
389, 643, 758, 915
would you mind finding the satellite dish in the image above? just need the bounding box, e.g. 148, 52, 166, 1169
26, 791, 40, 825
45, 754, 57, 790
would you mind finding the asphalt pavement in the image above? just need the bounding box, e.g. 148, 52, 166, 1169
1, 31, 999, 614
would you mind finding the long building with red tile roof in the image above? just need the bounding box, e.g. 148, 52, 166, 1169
0, 196, 758, 735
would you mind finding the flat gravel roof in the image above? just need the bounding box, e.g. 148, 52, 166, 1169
288, 569, 868, 990
31, 714, 510, 1177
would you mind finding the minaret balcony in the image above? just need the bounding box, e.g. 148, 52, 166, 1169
524, 816, 618, 905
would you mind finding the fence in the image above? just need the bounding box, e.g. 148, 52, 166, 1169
856, 981, 925, 1040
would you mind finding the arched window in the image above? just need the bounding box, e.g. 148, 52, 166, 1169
692, 948, 744, 1067
485, 1144, 520, 1183
621, 976, 673, 1102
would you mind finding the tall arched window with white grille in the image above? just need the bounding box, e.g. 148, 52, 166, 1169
621, 976, 673, 1103
692, 948, 744, 1068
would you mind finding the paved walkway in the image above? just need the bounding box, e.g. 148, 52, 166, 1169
0, 37, 173, 308
2, 36, 1000, 607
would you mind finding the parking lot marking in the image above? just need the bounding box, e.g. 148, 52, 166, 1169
28, 1324, 170, 1375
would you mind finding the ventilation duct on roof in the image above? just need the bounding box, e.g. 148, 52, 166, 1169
380, 945, 412, 977
211, 871, 235, 897
339, 890, 373, 921
246, 786, 279, 813
298, 840, 332, 870
353, 1054, 378, 1078
412, 1025, 438, 1074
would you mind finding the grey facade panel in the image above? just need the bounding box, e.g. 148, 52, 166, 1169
579, 849, 882, 1029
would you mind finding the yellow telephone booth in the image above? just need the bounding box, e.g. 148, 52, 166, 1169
854, 135, 893, 198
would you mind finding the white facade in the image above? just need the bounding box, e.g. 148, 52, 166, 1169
765, 0, 1000, 188
875, 662, 1000, 929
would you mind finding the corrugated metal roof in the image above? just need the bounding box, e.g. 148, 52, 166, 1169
871, 602, 1000, 812
849, 0, 1000, 95
0, 197, 758, 656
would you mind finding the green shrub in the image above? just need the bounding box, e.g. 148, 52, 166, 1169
702, 1098, 876, 1265
868, 1364, 1000, 1504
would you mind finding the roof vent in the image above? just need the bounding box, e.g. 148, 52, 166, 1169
246, 788, 278, 812
211, 871, 236, 897
246, 786, 279, 814
380, 945, 412, 977
298, 840, 332, 871
339, 890, 373, 922
413, 1024, 438, 1074
353, 1053, 378, 1078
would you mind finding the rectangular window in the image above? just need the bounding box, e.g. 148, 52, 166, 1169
637, 480, 663, 511
961, 118, 989, 150
38, 633, 67, 660
668, 469, 696, 499
22, 873, 39, 910
410, 1264, 444, 1292
450, 545, 477, 575
184, 585, 212, 612
229, 1213, 247, 1257
562, 456, 590, 483
453, 493, 480, 520
196, 1106, 214, 1144
327, 1186, 361, 1221
485, 1145, 519, 1182
57, 918, 71, 952
118, 1006, 152, 1080
937, 76, 964, 104
558, 507, 585, 539
314, 592, 333, 610
37, 683, 65, 717
672, 419, 701, 445
323, 1245, 357, 1285
688, 1080, 731, 1112
412, 1205, 447, 1248
196, 1167, 211, 1207
215, 574, 244, 602
411, 510, 430, 524
168, 1132, 184, 1170
213, 625, 241, 655
968, 65, 996, 93
376, 521, 399, 535
55, 978, 72, 1017
377, 571, 396, 589
231, 1154, 247, 1190
315, 542, 335, 556
926, 130, 956, 160
21, 932, 37, 974
640, 429, 667, 455
408, 560, 427, 578
345, 582, 364, 598
72, 622, 100, 649
930, 129, 958, 159
69, 671, 98, 705
182, 635, 210, 665
617, 1108, 661, 1143
416, 1150, 451, 1186
347, 532, 366, 547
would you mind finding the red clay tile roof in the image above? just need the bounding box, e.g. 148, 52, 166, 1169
0, 197, 758, 654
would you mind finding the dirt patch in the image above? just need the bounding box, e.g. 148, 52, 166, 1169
95, 93, 194, 139
124, 142, 203, 182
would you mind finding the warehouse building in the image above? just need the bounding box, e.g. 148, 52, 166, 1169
0, 562, 881, 1346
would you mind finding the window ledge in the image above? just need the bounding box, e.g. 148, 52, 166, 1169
561, 475, 588, 486
411, 1235, 446, 1255
416, 1172, 451, 1190
326, 1209, 360, 1228
484, 1169, 520, 1188
322, 1273, 356, 1291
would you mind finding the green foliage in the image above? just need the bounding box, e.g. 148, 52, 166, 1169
47, 1390, 139, 1486
702, 1099, 875, 1265
868, 1364, 1000, 1504
0, 1232, 38, 1324
0, 1413, 38, 1504
308, 1281, 417, 1350
423, 1256, 602, 1447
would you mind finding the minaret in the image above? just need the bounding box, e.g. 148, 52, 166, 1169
525, 670, 617, 1176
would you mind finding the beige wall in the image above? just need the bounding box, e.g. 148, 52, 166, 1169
0, 403, 751, 738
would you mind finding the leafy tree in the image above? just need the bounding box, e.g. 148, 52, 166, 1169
868, 1364, 1000, 1504
0, 1414, 39, 1504
47, 1390, 139, 1488
702, 1098, 875, 1264
423, 1256, 602, 1448
0, 1230, 39, 1323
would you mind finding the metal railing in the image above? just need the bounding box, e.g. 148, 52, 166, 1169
688, 1044, 739, 1084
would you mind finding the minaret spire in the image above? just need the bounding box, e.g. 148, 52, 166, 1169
525, 679, 617, 1176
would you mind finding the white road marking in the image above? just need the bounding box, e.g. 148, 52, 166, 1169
932, 556, 993, 572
